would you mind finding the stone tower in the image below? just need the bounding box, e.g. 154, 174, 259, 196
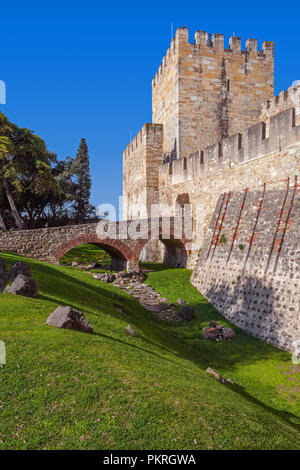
123, 27, 274, 221
152, 27, 274, 160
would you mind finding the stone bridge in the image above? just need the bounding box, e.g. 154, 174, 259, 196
0, 218, 192, 271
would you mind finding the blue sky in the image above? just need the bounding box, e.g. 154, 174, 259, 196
0, 1, 299, 211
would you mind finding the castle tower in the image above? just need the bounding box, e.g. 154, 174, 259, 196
152, 27, 274, 159
123, 27, 274, 222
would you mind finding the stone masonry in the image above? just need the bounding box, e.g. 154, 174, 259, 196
159, 106, 300, 257
0, 218, 190, 271
123, 27, 274, 221
122, 26, 300, 353
191, 187, 300, 353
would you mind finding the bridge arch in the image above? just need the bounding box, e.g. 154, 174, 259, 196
53, 234, 137, 271
135, 233, 189, 268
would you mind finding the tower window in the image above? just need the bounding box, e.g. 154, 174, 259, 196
226, 80, 230, 92
200, 150, 204, 164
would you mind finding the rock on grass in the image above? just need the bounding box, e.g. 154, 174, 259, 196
46, 306, 93, 333
3, 274, 38, 298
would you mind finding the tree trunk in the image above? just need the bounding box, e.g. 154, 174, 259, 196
0, 210, 6, 231
3, 179, 25, 230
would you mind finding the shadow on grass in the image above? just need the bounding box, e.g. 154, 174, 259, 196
227, 382, 300, 430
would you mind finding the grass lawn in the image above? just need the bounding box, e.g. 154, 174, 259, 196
0, 249, 299, 450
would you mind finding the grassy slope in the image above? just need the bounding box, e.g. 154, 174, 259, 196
0, 252, 299, 450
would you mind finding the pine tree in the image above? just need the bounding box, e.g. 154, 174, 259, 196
73, 138, 92, 223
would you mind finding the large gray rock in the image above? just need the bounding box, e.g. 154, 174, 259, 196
179, 306, 194, 321
46, 306, 93, 333
203, 322, 236, 341
125, 324, 137, 336
3, 274, 38, 297
221, 327, 236, 341
10, 261, 31, 282
203, 327, 220, 341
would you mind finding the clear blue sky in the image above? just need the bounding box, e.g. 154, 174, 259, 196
0, 1, 299, 212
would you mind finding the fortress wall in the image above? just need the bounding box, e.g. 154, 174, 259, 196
261, 82, 300, 129
152, 27, 274, 159
152, 36, 178, 156
190, 187, 300, 353
123, 124, 163, 219
158, 108, 300, 251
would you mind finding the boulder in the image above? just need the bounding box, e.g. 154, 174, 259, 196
86, 262, 102, 270
46, 306, 93, 333
143, 304, 161, 313
10, 261, 31, 282
203, 323, 236, 341
221, 327, 236, 341
158, 302, 169, 311
116, 271, 146, 283
177, 298, 186, 305
3, 274, 38, 298
103, 273, 116, 283
179, 305, 194, 321
125, 324, 137, 336
203, 327, 220, 341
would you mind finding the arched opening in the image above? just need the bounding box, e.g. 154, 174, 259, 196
54, 236, 135, 272
176, 193, 190, 208
94, 243, 127, 271
60, 243, 112, 268
175, 193, 194, 235
139, 239, 165, 264
161, 238, 188, 268
139, 238, 188, 268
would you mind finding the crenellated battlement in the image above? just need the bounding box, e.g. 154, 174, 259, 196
123, 123, 163, 159
261, 82, 300, 126
160, 107, 300, 184
152, 38, 176, 88
152, 26, 274, 88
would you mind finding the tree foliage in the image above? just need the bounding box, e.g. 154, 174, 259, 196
0, 112, 94, 230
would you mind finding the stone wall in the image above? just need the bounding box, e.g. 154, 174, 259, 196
191, 186, 300, 353
0, 223, 141, 269
0, 218, 190, 270
152, 27, 274, 159
261, 82, 300, 130
123, 124, 163, 220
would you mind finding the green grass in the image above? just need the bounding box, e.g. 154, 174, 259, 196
60, 243, 111, 266
0, 251, 299, 450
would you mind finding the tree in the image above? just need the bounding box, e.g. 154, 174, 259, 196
72, 138, 93, 223
0, 112, 59, 229
43, 153, 77, 225
0, 185, 7, 231
0, 132, 25, 229
13, 128, 58, 228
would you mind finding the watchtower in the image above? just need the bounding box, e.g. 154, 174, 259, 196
152, 27, 274, 159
